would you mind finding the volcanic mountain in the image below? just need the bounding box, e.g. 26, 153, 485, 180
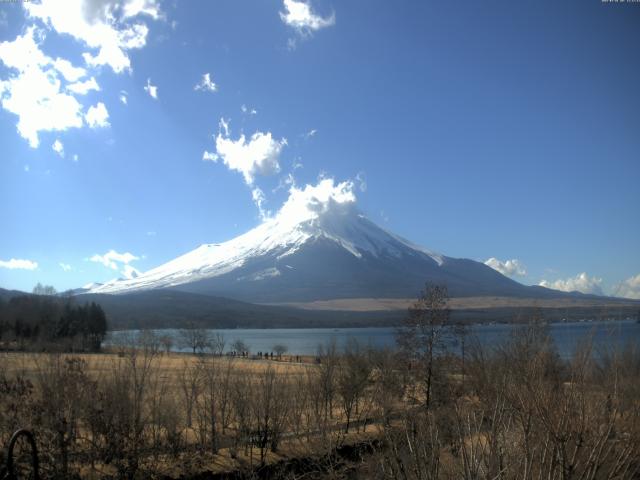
87, 181, 576, 303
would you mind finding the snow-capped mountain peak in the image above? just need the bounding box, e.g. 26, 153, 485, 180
88, 192, 443, 295
86, 178, 529, 302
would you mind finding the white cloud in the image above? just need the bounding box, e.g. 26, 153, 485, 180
539, 272, 603, 295
194, 72, 217, 93
122, 0, 162, 20
0, 1, 163, 146
146, 231, 156, 236
275, 178, 356, 228
0, 28, 85, 147
612, 274, 640, 300
304, 128, 317, 139
0, 27, 49, 72
59, 262, 72, 271
85, 102, 110, 127
24, 165, 30, 172
144, 77, 157, 99
211, 118, 287, 185
67, 76, 100, 95
53, 58, 86, 81
280, 0, 335, 34
90, 249, 140, 278
0, 258, 38, 270
52, 139, 64, 157
119, 90, 128, 104
202, 150, 218, 162
485, 257, 527, 277
73, 153, 79, 162
25, 0, 161, 74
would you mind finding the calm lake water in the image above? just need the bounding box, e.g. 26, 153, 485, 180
111, 319, 640, 358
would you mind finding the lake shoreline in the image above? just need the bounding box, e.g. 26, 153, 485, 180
106, 318, 640, 358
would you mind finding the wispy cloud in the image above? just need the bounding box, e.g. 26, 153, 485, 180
251, 187, 270, 220
59, 262, 72, 272
90, 249, 140, 279
355, 171, 367, 192
194, 73, 217, 93
241, 104, 257, 115
121, 264, 141, 279
144, 78, 158, 99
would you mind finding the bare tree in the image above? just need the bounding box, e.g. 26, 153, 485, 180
316, 339, 339, 423
273, 343, 287, 359
231, 339, 249, 355
397, 283, 449, 410
371, 347, 403, 428
250, 366, 291, 464
194, 355, 221, 453
138, 330, 160, 356
179, 326, 211, 355
208, 332, 225, 356
452, 321, 470, 388
337, 339, 371, 433
159, 334, 173, 354
178, 360, 201, 429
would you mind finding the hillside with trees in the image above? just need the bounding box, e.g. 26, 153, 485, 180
0, 284, 108, 351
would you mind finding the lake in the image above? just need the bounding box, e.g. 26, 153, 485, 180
110, 319, 640, 358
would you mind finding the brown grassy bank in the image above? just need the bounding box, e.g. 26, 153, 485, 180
1, 325, 639, 479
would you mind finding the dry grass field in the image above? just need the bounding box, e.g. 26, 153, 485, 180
1, 323, 639, 479
0, 346, 389, 479
270, 296, 640, 311
1, 350, 314, 378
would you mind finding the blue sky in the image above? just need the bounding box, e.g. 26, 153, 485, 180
0, 0, 639, 298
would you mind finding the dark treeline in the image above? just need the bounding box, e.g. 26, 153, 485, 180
0, 285, 107, 351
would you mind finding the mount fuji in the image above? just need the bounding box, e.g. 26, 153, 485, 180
86, 180, 567, 303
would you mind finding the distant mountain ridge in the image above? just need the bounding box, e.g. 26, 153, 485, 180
1, 287, 637, 330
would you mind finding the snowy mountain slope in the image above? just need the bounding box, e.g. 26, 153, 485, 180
86, 179, 553, 302
89, 215, 531, 301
